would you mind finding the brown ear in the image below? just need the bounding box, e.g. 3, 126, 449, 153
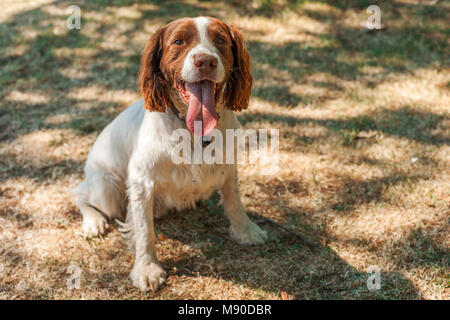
139, 27, 170, 112
224, 23, 252, 111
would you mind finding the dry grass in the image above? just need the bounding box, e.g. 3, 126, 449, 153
0, 0, 449, 300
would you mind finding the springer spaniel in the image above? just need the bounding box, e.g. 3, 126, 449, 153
74, 16, 267, 292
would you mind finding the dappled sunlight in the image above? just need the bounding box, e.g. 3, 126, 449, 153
52, 46, 99, 58
5, 90, 51, 104
67, 86, 140, 106
237, 14, 328, 44
114, 6, 144, 20
0, 0, 55, 23
0, 0, 448, 299
58, 66, 90, 79
10, 129, 91, 162
374, 69, 450, 111
17, 25, 41, 40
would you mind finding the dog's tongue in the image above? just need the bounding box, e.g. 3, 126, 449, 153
186, 80, 218, 136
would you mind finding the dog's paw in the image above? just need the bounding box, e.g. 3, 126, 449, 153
82, 214, 108, 237
230, 221, 268, 245
130, 260, 167, 292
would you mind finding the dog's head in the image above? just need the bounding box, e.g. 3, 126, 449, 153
139, 16, 252, 136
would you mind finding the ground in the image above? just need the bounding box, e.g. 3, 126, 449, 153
0, 0, 448, 299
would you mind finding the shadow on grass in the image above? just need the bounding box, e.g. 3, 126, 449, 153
0, 0, 447, 299
389, 226, 450, 270
246, 1, 448, 108
327, 173, 431, 212
0, 0, 447, 141
0, 158, 83, 183
248, 21, 448, 106
252, 85, 306, 108
330, 224, 449, 273
152, 193, 421, 299
0, 0, 214, 143
239, 106, 449, 146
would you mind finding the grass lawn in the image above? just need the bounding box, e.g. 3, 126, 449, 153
0, 0, 448, 299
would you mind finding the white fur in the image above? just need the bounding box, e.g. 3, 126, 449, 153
181, 17, 225, 83
74, 98, 267, 292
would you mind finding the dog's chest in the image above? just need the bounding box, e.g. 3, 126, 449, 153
154, 162, 227, 210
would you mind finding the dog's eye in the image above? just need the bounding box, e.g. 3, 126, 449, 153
216, 36, 225, 45
174, 39, 183, 45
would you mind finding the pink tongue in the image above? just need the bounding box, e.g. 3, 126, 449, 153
186, 81, 218, 136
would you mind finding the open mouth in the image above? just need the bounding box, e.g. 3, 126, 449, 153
177, 80, 222, 136
178, 80, 222, 105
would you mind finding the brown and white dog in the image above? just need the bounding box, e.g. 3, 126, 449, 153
74, 17, 267, 292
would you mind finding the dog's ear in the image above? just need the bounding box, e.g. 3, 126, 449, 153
140, 27, 171, 112
224, 23, 252, 112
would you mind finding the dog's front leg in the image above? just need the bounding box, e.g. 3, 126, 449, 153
221, 169, 268, 245
127, 171, 166, 292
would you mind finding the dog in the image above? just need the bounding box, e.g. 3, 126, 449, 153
74, 16, 267, 292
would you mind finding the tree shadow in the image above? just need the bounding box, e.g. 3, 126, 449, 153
326, 173, 430, 213
252, 85, 306, 108
0, 0, 447, 299
327, 223, 449, 275
248, 24, 448, 105
0, 208, 34, 229
0, 158, 84, 183
1, 0, 447, 141
387, 224, 449, 271
245, 1, 448, 108
238, 106, 449, 146
152, 195, 422, 299
0, 0, 216, 145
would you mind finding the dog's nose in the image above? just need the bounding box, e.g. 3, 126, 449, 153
193, 53, 218, 74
